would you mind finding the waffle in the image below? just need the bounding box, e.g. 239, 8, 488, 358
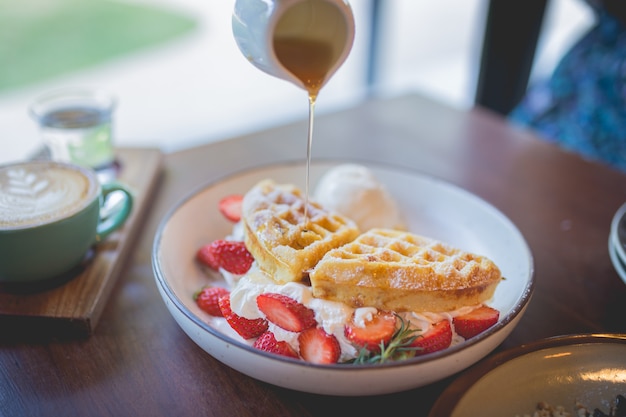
309, 228, 502, 312
241, 179, 360, 283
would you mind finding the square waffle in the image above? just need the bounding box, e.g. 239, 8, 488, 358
242, 179, 360, 283
309, 228, 502, 312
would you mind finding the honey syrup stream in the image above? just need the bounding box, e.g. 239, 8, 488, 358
305, 94, 315, 224
273, 37, 333, 225
271, 0, 351, 226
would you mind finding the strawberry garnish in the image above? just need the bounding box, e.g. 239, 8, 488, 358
196, 240, 254, 274
256, 293, 317, 332
410, 319, 453, 355
253, 331, 299, 359
453, 305, 499, 339
218, 294, 268, 339
196, 243, 220, 270
344, 311, 397, 352
194, 286, 230, 317
218, 194, 243, 222
298, 327, 341, 364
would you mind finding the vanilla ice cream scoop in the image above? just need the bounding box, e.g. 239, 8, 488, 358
314, 164, 403, 231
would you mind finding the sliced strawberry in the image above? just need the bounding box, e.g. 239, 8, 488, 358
453, 305, 499, 339
410, 320, 453, 355
256, 293, 317, 332
194, 286, 230, 317
253, 331, 299, 359
344, 311, 397, 352
196, 243, 220, 270
298, 327, 341, 364
218, 194, 243, 222
197, 240, 254, 274
218, 294, 268, 339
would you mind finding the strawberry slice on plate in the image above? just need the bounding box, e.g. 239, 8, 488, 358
218, 294, 268, 339
257, 293, 317, 332
298, 327, 341, 364
344, 311, 397, 352
410, 319, 453, 355
196, 243, 221, 270
253, 331, 299, 359
194, 286, 229, 317
218, 194, 243, 222
196, 240, 254, 275
453, 305, 499, 339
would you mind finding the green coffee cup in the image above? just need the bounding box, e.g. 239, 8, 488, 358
0, 161, 133, 285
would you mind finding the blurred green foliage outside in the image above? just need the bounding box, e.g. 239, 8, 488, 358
0, 0, 197, 92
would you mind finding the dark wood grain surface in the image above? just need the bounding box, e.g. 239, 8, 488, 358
2, 94, 625, 417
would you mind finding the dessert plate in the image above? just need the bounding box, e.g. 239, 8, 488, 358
152, 161, 534, 396
429, 334, 626, 417
610, 202, 626, 285
608, 238, 626, 284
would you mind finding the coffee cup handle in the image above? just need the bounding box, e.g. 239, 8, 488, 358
96, 182, 134, 242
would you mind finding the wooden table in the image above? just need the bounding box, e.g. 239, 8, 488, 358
2, 94, 626, 417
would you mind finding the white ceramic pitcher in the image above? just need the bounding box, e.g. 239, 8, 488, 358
232, 0, 355, 94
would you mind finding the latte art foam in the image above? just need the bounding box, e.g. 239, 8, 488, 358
0, 162, 97, 229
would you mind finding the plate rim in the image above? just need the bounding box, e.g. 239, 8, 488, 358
428, 333, 626, 416
610, 202, 626, 281
609, 237, 626, 285
152, 159, 535, 372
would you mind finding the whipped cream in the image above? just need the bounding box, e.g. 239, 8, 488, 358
227, 266, 359, 361
216, 261, 473, 361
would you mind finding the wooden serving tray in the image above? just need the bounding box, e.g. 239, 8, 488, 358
0, 147, 162, 339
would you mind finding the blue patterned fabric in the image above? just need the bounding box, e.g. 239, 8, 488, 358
509, 6, 626, 172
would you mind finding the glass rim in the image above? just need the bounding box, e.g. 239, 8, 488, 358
29, 88, 117, 120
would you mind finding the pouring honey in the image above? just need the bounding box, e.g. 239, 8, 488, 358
232, 0, 355, 222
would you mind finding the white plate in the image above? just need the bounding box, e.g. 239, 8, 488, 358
610, 203, 626, 284
609, 238, 626, 284
152, 161, 534, 396
430, 334, 626, 417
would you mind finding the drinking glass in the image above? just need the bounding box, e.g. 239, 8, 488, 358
29, 88, 117, 170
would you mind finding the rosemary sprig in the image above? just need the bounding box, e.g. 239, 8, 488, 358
348, 315, 422, 365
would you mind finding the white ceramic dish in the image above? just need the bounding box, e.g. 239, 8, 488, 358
610, 203, 626, 285
152, 161, 534, 396
608, 238, 626, 284
429, 334, 626, 417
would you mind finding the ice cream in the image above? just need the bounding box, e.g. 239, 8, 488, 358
314, 164, 403, 231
